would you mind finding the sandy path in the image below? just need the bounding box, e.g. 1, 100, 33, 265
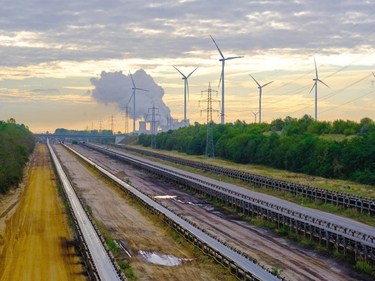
0, 144, 85, 281
67, 144, 372, 281
54, 144, 222, 281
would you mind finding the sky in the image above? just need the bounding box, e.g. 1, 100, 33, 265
1, 0, 375, 133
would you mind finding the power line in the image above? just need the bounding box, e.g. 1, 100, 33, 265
260, 9, 375, 101
319, 88, 375, 115
319, 73, 373, 102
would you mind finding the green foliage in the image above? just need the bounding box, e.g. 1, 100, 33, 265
271, 266, 284, 277
0, 119, 35, 194
118, 260, 137, 280
354, 261, 375, 277
137, 116, 375, 186
278, 224, 290, 236
106, 239, 119, 255
86, 205, 93, 216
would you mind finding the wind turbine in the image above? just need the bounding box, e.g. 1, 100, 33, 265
210, 35, 244, 125
309, 57, 330, 121
249, 74, 273, 123
173, 66, 198, 126
128, 71, 148, 133
251, 110, 259, 123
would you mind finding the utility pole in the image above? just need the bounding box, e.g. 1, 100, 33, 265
98, 119, 103, 134
124, 106, 132, 134
200, 83, 219, 159
108, 115, 116, 134
146, 103, 161, 149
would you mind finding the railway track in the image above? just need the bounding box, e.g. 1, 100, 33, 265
83, 142, 375, 263
48, 140, 123, 281
110, 144, 375, 216
61, 143, 280, 281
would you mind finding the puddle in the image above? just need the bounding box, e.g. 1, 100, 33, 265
187, 201, 203, 206
154, 195, 177, 199
137, 250, 193, 266
211, 210, 223, 215
153, 195, 202, 206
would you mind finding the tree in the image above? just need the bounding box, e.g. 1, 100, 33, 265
0, 119, 35, 194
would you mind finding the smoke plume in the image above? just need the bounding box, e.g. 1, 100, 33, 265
90, 69, 171, 126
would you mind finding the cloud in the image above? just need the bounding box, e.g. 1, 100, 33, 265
90, 69, 171, 126
1, 0, 375, 131
0, 0, 374, 69
31, 88, 59, 93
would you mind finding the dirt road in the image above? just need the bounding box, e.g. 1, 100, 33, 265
66, 144, 372, 281
0, 144, 85, 281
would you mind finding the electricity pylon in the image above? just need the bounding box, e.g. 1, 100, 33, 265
199, 83, 219, 158
146, 103, 160, 149
108, 115, 116, 134
123, 106, 132, 134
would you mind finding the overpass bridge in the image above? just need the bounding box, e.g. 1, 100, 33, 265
34, 133, 130, 144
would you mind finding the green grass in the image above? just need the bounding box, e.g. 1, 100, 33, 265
319, 134, 356, 141
118, 260, 137, 280
93, 218, 119, 256
354, 261, 375, 278
85, 205, 93, 216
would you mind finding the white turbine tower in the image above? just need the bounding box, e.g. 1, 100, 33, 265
251, 110, 259, 123
128, 71, 148, 133
309, 57, 330, 121
249, 74, 273, 123
210, 35, 244, 125
173, 66, 198, 126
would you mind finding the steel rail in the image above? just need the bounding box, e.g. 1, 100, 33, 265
48, 140, 122, 281
63, 143, 280, 281
111, 144, 375, 216
83, 143, 375, 262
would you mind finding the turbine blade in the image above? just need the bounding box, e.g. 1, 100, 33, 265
314, 56, 318, 79
225, 56, 244, 60
186, 66, 198, 78
127, 90, 135, 105
129, 71, 136, 88
218, 74, 222, 88
262, 81, 274, 88
173, 65, 186, 78
187, 79, 190, 101
218, 69, 223, 88
317, 79, 330, 89
133, 87, 149, 92
209, 34, 225, 59
309, 82, 316, 94
372, 72, 375, 77
249, 74, 261, 87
